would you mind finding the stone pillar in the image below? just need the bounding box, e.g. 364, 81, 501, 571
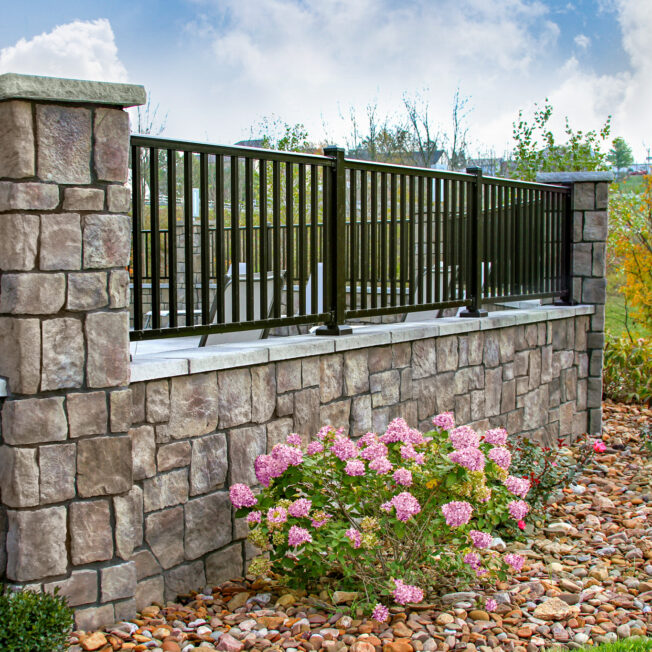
538, 171, 612, 435
0, 73, 145, 628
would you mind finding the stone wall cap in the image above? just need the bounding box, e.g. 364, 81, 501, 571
536, 171, 614, 183
0, 377, 6, 397
0, 73, 146, 107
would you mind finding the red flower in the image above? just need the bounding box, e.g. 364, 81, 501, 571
517, 520, 526, 530
593, 440, 607, 453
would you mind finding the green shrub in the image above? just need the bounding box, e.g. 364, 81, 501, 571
603, 333, 652, 404
0, 584, 73, 652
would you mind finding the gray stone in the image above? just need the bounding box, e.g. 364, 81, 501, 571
131, 382, 146, 424
108, 268, 130, 308
562, 367, 578, 402
400, 367, 413, 400
146, 379, 169, 423
572, 182, 595, 210
483, 332, 500, 367
572, 242, 593, 276
0, 446, 39, 507
0, 181, 59, 211
110, 388, 132, 432
416, 378, 437, 421
501, 379, 516, 414
412, 339, 436, 378
0, 100, 34, 178
276, 359, 302, 393
114, 486, 143, 560
39, 443, 76, 504
0, 317, 40, 394
77, 435, 132, 497
560, 401, 575, 437
113, 598, 136, 623
185, 491, 232, 559
587, 377, 603, 409
158, 441, 191, 472
70, 500, 112, 565
499, 327, 516, 363
2, 397, 67, 445
135, 576, 164, 611
63, 187, 104, 211
437, 336, 458, 372
320, 400, 351, 432
455, 394, 471, 425
368, 346, 392, 372
36, 104, 91, 184
434, 372, 455, 412
205, 543, 243, 585
67, 272, 108, 310
85, 311, 130, 388
343, 349, 369, 395
0, 272, 65, 314
251, 365, 276, 423
301, 356, 320, 386
350, 394, 372, 434
131, 549, 161, 580
266, 418, 294, 451
453, 368, 470, 395
536, 171, 612, 184
0, 213, 38, 270
320, 354, 343, 402
276, 392, 293, 417
74, 605, 115, 632
484, 367, 502, 417
293, 387, 320, 437
190, 433, 227, 495
163, 561, 205, 602
229, 425, 266, 486
41, 318, 84, 390
143, 468, 189, 512
40, 213, 82, 270
101, 561, 137, 602
44, 570, 97, 607
467, 332, 484, 366
528, 348, 542, 389
370, 369, 400, 407
145, 506, 184, 569
583, 211, 608, 241
592, 242, 606, 277
471, 389, 485, 421
392, 342, 412, 368
218, 368, 251, 428
94, 108, 130, 182
590, 349, 604, 377
106, 184, 131, 212
83, 213, 131, 268
522, 386, 549, 429
582, 277, 607, 304
130, 424, 156, 480
372, 407, 390, 433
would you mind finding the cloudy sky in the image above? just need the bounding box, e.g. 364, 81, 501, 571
1, 0, 650, 160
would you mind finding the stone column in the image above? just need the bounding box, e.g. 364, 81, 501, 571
0, 73, 145, 628
538, 171, 612, 435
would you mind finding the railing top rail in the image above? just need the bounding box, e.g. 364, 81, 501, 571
130, 134, 333, 166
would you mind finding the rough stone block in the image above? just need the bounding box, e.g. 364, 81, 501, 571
592, 242, 606, 277
74, 605, 114, 632
343, 349, 369, 395
470, 389, 485, 421
41, 318, 84, 390
251, 365, 276, 423
44, 570, 97, 607
110, 388, 133, 432
320, 354, 343, 402
190, 433, 227, 496
349, 394, 371, 434
370, 370, 400, 407
113, 598, 136, 622
595, 182, 609, 210
67, 272, 108, 310
67, 392, 107, 438
101, 561, 137, 602
293, 388, 320, 437
587, 377, 603, 409
573, 183, 594, 211
528, 349, 542, 389
483, 332, 500, 368
229, 425, 266, 486
36, 104, 91, 183
0, 446, 39, 507
145, 506, 185, 569
276, 359, 301, 393
0, 213, 38, 269
106, 184, 131, 212
131, 382, 146, 424
589, 349, 604, 377
587, 332, 605, 350
0, 100, 34, 178
94, 108, 130, 182
522, 385, 549, 429
83, 213, 131, 268
561, 367, 578, 402
218, 368, 251, 428
77, 435, 132, 497
0, 273, 65, 314
114, 486, 143, 560
144, 468, 189, 512
39, 443, 76, 504
368, 346, 392, 373
205, 543, 243, 585
135, 576, 164, 611
416, 378, 436, 421
40, 213, 82, 270
146, 379, 169, 423
560, 401, 574, 437
583, 211, 608, 242
108, 268, 129, 309
130, 424, 156, 481
163, 561, 206, 603
266, 418, 293, 450
70, 500, 112, 564
392, 342, 412, 368
85, 311, 130, 388
437, 336, 458, 372
301, 357, 320, 387
411, 339, 436, 378
185, 491, 231, 559
320, 400, 351, 432
434, 371, 455, 412
63, 187, 104, 211
0, 181, 59, 211
0, 317, 40, 394
131, 549, 161, 580
276, 392, 293, 417
2, 397, 67, 445
400, 367, 413, 401
572, 242, 592, 276
588, 407, 602, 434
485, 367, 502, 417
158, 441, 191, 473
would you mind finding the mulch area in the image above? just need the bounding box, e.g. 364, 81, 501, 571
71, 401, 652, 652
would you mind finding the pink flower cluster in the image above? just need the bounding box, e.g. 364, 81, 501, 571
306, 441, 324, 455
389, 492, 421, 522
267, 506, 288, 524
229, 483, 257, 509
246, 511, 261, 524
449, 446, 485, 472
357, 432, 377, 448
393, 468, 413, 486
488, 446, 511, 470
345, 459, 365, 476
288, 498, 312, 518
504, 553, 525, 572
393, 579, 424, 605
369, 456, 393, 474
311, 513, 331, 529
485, 598, 497, 612
345, 528, 362, 549
441, 500, 473, 527
360, 442, 389, 461
288, 525, 312, 547
286, 433, 303, 447
463, 552, 481, 570
469, 530, 493, 549
380, 418, 424, 445
484, 428, 508, 446
372, 603, 389, 623
432, 412, 455, 431
449, 426, 481, 450
255, 443, 303, 486
508, 500, 529, 521
331, 435, 358, 461
504, 475, 531, 499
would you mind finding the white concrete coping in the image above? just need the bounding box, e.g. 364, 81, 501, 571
128, 304, 595, 384
0, 378, 6, 397
0, 73, 146, 107
536, 171, 614, 183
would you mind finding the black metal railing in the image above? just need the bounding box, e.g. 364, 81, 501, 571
129, 136, 571, 341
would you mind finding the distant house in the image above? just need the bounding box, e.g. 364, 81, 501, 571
463, 157, 510, 177
347, 146, 445, 170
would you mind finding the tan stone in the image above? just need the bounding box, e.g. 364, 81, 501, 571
143, 468, 189, 512
0, 317, 40, 394
343, 349, 369, 395
158, 441, 191, 472
229, 425, 266, 486
0, 273, 65, 314
163, 561, 205, 602
185, 491, 231, 559
110, 388, 132, 432
251, 365, 276, 423
44, 569, 97, 607
2, 397, 67, 445
190, 433, 227, 496
39, 443, 76, 504
70, 500, 113, 564
113, 598, 136, 623
114, 486, 143, 560
135, 576, 164, 611
146, 379, 169, 423
108, 268, 130, 308
67, 272, 108, 310
131, 549, 161, 580
131, 382, 146, 423
83, 213, 131, 269
0, 446, 39, 507
266, 418, 293, 451
158, 373, 218, 440
85, 311, 130, 388
370, 370, 400, 407
40, 213, 82, 270
6, 507, 67, 581
302, 356, 320, 386
41, 318, 84, 390
36, 104, 91, 183
320, 400, 351, 431
63, 187, 104, 211
0, 213, 39, 269
0, 181, 59, 211
412, 339, 437, 378
94, 108, 130, 182
131, 424, 156, 480
145, 506, 185, 569
77, 435, 132, 497
276, 359, 301, 393
218, 368, 252, 428
205, 543, 243, 585
350, 394, 372, 434
101, 561, 137, 602
106, 184, 131, 212
0, 100, 34, 178
74, 605, 114, 632
320, 354, 343, 402
293, 387, 320, 437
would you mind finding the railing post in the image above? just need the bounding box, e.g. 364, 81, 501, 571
459, 166, 488, 318
315, 147, 352, 335
555, 187, 575, 305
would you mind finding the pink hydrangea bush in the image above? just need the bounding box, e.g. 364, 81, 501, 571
230, 420, 529, 615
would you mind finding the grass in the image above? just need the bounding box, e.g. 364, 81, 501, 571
547, 639, 652, 651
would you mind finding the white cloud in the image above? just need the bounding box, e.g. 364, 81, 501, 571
0, 19, 128, 82
574, 34, 590, 49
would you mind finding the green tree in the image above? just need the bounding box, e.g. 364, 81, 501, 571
249, 115, 318, 153
607, 136, 634, 171
510, 99, 611, 181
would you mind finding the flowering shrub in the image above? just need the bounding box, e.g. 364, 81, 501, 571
231, 415, 532, 615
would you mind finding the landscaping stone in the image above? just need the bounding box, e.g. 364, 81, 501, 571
70, 500, 113, 565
